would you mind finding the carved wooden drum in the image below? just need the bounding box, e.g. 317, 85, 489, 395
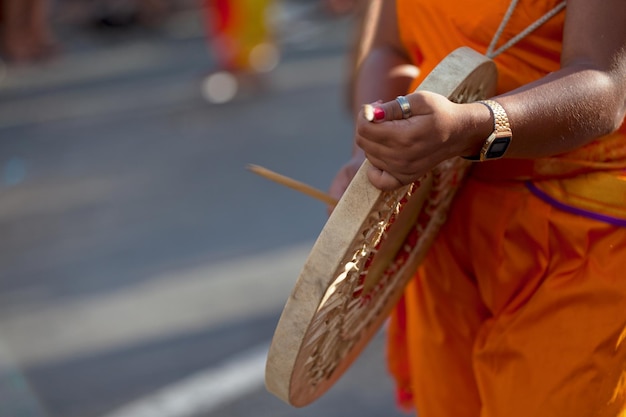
265, 47, 498, 407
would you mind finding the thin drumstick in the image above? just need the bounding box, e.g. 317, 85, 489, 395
247, 164, 338, 207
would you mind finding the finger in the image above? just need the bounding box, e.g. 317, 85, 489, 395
356, 129, 394, 157
366, 152, 416, 185
362, 97, 407, 123
366, 165, 404, 191
362, 100, 385, 122
362, 92, 431, 123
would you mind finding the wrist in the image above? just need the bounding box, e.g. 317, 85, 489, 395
456, 102, 494, 158
462, 100, 513, 161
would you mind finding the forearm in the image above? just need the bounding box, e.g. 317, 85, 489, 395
352, 48, 416, 115
462, 0, 626, 160
482, 63, 626, 159
351, 48, 417, 155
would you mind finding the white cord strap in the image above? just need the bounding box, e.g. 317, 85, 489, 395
487, 0, 567, 59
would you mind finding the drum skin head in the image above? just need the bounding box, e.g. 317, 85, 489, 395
265, 47, 497, 407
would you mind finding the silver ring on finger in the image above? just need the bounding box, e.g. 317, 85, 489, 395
395, 95, 412, 119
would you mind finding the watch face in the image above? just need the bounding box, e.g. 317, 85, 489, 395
486, 137, 511, 158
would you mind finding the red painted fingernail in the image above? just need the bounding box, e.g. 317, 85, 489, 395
373, 106, 385, 121
363, 103, 386, 122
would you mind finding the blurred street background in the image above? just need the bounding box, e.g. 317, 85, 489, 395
0, 1, 407, 417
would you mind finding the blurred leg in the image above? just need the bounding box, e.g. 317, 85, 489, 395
0, 0, 58, 63
1, 0, 34, 62
28, 0, 59, 57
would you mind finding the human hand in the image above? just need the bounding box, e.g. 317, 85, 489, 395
327, 152, 366, 214
356, 92, 488, 190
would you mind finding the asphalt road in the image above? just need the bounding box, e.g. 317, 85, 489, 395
0, 5, 408, 417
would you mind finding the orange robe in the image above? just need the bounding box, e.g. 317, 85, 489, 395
387, 1, 626, 416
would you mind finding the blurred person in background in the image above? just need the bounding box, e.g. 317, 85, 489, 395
0, 0, 59, 64
201, 0, 279, 104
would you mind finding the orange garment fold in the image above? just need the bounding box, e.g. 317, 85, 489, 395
387, 0, 626, 415
386, 177, 626, 417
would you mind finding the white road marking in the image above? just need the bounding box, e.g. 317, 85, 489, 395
0, 243, 311, 366
100, 342, 269, 417
0, 341, 49, 417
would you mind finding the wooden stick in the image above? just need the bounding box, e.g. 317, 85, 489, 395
247, 164, 338, 207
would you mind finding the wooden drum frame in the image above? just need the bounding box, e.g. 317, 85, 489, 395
265, 47, 498, 407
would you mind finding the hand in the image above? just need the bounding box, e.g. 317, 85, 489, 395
355, 93, 490, 190
327, 152, 366, 214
